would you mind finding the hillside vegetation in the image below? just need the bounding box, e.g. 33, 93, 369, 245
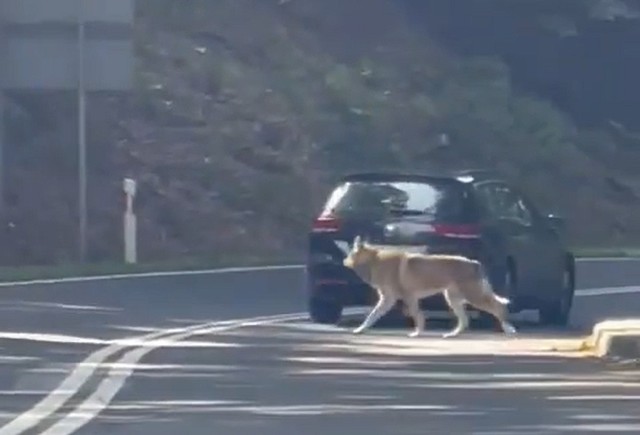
2, 0, 640, 266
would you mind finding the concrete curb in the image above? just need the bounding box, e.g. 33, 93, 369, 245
580, 319, 640, 359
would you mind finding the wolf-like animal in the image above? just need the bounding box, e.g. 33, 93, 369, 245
342, 235, 517, 338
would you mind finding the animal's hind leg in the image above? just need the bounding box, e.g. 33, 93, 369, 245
404, 295, 425, 338
480, 297, 516, 335
442, 288, 469, 338
353, 290, 397, 335
467, 282, 517, 335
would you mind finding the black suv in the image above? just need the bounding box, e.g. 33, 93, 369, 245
305, 169, 575, 327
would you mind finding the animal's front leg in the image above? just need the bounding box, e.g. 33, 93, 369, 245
353, 291, 397, 335
403, 295, 425, 337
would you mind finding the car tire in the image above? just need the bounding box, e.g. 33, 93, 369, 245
309, 298, 343, 324
538, 260, 575, 327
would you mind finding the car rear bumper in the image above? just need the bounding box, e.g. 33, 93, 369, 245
305, 261, 369, 304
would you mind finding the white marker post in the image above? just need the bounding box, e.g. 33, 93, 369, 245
123, 178, 137, 264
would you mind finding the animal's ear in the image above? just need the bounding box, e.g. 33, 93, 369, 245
353, 235, 363, 249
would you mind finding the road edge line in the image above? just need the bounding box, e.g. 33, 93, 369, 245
2, 256, 639, 287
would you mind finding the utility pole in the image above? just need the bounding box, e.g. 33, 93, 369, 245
0, 14, 5, 214
77, 0, 88, 262
1, 0, 134, 260
0, 91, 4, 215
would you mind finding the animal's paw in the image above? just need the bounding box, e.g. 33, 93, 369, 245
408, 330, 422, 338
442, 330, 461, 339
352, 326, 366, 335
502, 323, 517, 335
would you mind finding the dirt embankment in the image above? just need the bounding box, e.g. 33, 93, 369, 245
2, 0, 639, 266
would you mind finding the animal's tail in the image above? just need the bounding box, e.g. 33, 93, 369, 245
493, 293, 511, 305
473, 260, 511, 305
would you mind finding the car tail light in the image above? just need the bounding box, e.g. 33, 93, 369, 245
312, 213, 341, 232
433, 223, 481, 239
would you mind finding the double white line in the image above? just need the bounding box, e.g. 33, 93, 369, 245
0, 312, 311, 435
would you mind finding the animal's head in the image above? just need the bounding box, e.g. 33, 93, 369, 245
342, 235, 377, 269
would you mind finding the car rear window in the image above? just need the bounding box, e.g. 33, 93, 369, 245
322, 179, 474, 222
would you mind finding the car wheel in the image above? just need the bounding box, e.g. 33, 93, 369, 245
309, 298, 343, 324
539, 262, 574, 327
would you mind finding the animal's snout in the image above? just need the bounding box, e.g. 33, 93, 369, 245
342, 255, 356, 269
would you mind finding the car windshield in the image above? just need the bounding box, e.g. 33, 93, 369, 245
322, 179, 471, 222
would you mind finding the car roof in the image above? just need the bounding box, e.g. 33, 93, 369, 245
340, 168, 502, 184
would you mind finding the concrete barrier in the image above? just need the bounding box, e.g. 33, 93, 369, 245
579, 319, 640, 359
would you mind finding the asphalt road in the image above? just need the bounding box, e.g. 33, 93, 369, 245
0, 260, 638, 435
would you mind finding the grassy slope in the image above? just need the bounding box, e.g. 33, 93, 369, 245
0, 246, 638, 283
2, 0, 640, 271
124, 0, 640, 255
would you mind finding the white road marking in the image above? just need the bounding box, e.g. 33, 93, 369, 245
577, 257, 640, 262
0, 312, 306, 435
167, 403, 453, 415
0, 256, 637, 288
0, 265, 304, 288
1, 285, 639, 434
575, 286, 640, 297
548, 395, 640, 401
0, 332, 244, 348
39, 316, 308, 434
0, 332, 107, 346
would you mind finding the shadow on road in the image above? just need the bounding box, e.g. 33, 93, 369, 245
85, 321, 640, 435
337, 309, 589, 338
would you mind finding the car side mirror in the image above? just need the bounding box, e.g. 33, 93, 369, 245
545, 213, 565, 233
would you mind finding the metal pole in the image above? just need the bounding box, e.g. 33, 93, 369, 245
78, 0, 87, 262
0, 14, 5, 215
0, 91, 4, 215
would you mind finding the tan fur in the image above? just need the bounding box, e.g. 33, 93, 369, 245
343, 236, 517, 338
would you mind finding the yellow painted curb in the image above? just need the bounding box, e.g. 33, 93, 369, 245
578, 319, 640, 358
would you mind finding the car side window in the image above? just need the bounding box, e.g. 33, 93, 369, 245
474, 183, 502, 218
475, 182, 534, 225
493, 185, 533, 225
